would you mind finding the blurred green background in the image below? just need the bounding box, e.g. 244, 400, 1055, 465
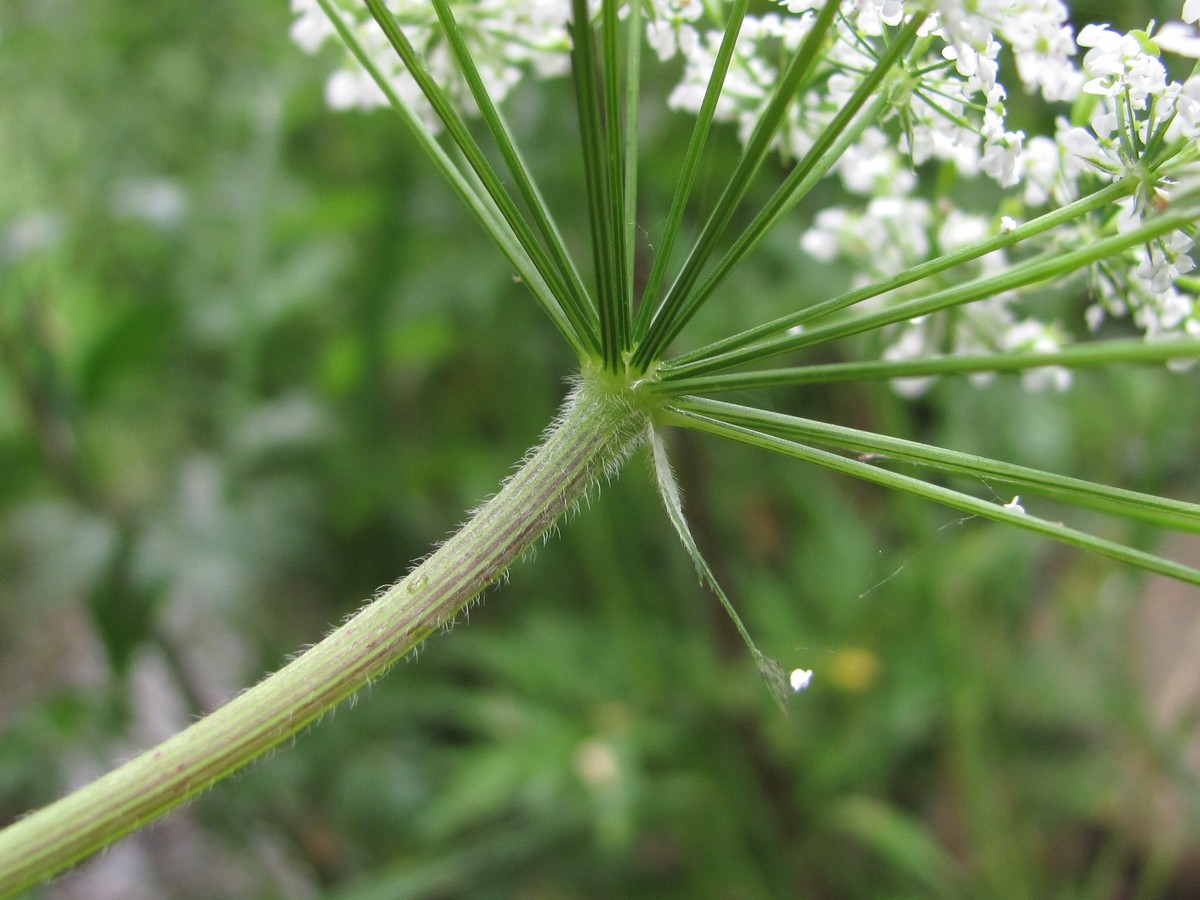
2, 1, 1199, 897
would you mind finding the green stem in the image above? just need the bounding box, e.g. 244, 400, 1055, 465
631, 0, 846, 369
315, 0, 593, 358
0, 375, 648, 897
666, 201, 1198, 378
653, 337, 1200, 393
663, 178, 1137, 374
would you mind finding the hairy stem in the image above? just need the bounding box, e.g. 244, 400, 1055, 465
0, 373, 648, 897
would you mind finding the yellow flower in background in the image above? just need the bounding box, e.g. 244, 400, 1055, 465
829, 646, 881, 693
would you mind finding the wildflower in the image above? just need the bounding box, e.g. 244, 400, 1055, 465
645, 0, 703, 61
290, 0, 339, 53
1154, 21, 1200, 58
790, 668, 814, 692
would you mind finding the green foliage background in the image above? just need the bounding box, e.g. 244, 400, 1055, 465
2, 1, 1198, 896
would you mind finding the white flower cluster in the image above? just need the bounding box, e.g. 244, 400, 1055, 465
1052, 15, 1200, 345
290, 0, 573, 124
666, 11, 822, 159
665, 1, 1078, 186
803, 199, 1073, 394
789, 1, 1200, 388
644, 0, 704, 61
290, 1, 1200, 379
290, 0, 720, 122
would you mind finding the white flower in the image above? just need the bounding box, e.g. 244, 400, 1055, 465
1018, 136, 1063, 205
1185, 0, 1200, 25
646, 0, 703, 61
937, 209, 991, 253
290, 0, 338, 54
836, 128, 916, 196
1003, 496, 1026, 514
1156, 23, 1200, 59
878, 0, 905, 27
981, 128, 1024, 187
789, 668, 814, 692
942, 36, 1002, 92
1077, 22, 1168, 109
325, 66, 384, 111
646, 20, 681, 61
290, 0, 575, 122
1057, 122, 1122, 179
800, 209, 848, 262
884, 325, 939, 397
1135, 232, 1197, 294
1003, 319, 1072, 391
800, 197, 932, 280
1169, 76, 1200, 139
937, 0, 1082, 102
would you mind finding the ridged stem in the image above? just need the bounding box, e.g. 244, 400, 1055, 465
0, 373, 648, 897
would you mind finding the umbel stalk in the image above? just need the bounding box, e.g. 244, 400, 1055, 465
0, 372, 648, 897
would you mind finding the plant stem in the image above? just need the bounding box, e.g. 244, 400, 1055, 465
0, 373, 648, 897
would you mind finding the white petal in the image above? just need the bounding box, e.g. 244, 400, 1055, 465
789, 668, 814, 692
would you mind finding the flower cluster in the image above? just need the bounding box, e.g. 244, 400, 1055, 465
291, 0, 1200, 384
1054, 17, 1200, 345
664, 1, 1079, 185
290, 0, 572, 123
803, 198, 1073, 394
783, 0, 1200, 388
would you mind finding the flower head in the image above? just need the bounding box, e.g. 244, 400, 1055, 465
790, 668, 814, 692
